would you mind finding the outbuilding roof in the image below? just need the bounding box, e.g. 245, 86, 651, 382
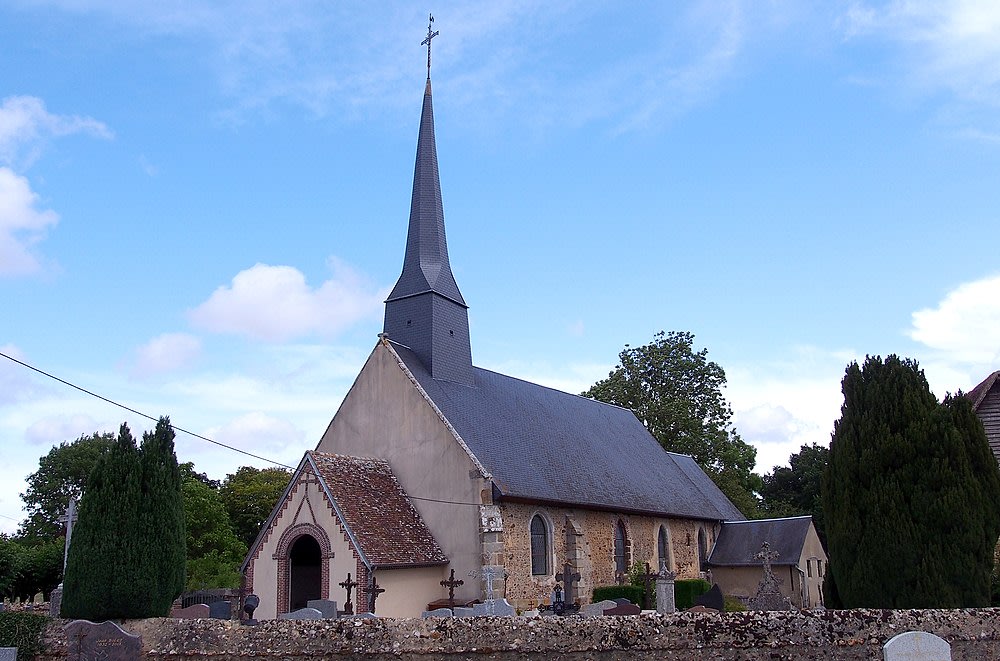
391, 341, 745, 522
708, 516, 814, 566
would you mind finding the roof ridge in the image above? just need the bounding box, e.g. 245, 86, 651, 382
723, 515, 813, 524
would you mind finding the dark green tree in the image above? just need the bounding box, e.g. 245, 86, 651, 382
138, 417, 186, 615
822, 355, 1000, 608
219, 466, 291, 548
182, 477, 247, 589
18, 432, 115, 540
760, 443, 829, 546
61, 424, 143, 619
583, 331, 761, 516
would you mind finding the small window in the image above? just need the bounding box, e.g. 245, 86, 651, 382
697, 528, 708, 571
530, 515, 549, 575
614, 520, 629, 576
818, 560, 824, 577
807, 559, 813, 578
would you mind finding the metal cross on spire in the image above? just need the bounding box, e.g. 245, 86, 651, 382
421, 13, 439, 79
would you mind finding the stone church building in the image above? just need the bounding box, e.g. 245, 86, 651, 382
242, 63, 746, 618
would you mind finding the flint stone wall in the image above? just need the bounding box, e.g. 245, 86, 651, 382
37, 609, 1000, 661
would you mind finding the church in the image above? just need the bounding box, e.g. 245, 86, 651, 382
241, 30, 748, 618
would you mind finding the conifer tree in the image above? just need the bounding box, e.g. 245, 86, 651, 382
62, 424, 143, 620
822, 355, 1000, 608
138, 417, 187, 615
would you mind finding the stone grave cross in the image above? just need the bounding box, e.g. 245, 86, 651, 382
367, 575, 386, 614
57, 496, 78, 572
339, 573, 358, 615
469, 566, 504, 615
755, 540, 779, 578
440, 568, 464, 607
555, 561, 581, 605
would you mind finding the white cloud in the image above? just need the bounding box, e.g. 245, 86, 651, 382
188, 258, 385, 342
909, 273, 1000, 367
0, 167, 59, 276
203, 411, 304, 456
0, 95, 112, 167
842, 1, 1000, 106
25, 413, 103, 446
130, 333, 202, 378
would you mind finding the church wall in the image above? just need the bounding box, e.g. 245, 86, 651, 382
498, 502, 717, 612
373, 566, 448, 618
317, 342, 485, 604
796, 524, 828, 608
245, 469, 354, 620
712, 564, 804, 606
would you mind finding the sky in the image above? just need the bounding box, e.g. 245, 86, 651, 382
2, 1, 1000, 535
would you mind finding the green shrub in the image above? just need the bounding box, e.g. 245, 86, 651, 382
723, 595, 747, 612
0, 611, 50, 658
592, 584, 644, 605
674, 578, 710, 610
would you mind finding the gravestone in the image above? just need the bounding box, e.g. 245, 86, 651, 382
208, 600, 232, 620
49, 586, 62, 618
883, 631, 951, 661
65, 620, 141, 661
655, 568, 677, 614
746, 541, 793, 611
580, 600, 617, 617
173, 603, 210, 619
306, 599, 339, 619
278, 607, 323, 620
453, 606, 476, 617
0, 647, 15, 661
346, 612, 377, 619
472, 598, 515, 617
602, 599, 641, 616
421, 608, 453, 618
692, 584, 725, 612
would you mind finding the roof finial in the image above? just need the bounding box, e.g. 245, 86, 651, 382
421, 14, 439, 80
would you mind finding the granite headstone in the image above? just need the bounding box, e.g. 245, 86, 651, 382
173, 604, 210, 619
472, 598, 516, 616
306, 599, 339, 619
278, 607, 323, 620
692, 584, 725, 612
421, 607, 453, 618
64, 620, 141, 661
883, 631, 951, 661
208, 600, 232, 620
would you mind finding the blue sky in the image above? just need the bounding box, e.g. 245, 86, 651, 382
2, 1, 999, 534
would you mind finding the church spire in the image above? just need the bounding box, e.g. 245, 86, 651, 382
384, 19, 474, 386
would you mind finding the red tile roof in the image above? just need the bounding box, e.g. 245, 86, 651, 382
308, 451, 448, 568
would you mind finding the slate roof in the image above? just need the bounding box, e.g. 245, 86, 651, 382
391, 341, 745, 522
967, 370, 1000, 411
309, 451, 448, 568
708, 516, 814, 566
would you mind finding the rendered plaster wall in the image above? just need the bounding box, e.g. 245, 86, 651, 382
37, 609, 1000, 661
797, 524, 828, 608
317, 342, 485, 605
499, 504, 716, 612
373, 567, 448, 618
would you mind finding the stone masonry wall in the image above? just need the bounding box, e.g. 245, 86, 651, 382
500, 504, 715, 611
37, 609, 1000, 661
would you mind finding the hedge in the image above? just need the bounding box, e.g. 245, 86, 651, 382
0, 611, 49, 659
592, 584, 644, 606
674, 578, 711, 610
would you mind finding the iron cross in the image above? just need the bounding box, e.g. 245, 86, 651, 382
367, 575, 386, 613
440, 568, 464, 607
421, 14, 439, 79
339, 573, 359, 614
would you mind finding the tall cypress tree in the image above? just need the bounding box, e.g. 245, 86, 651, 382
62, 424, 144, 620
139, 417, 187, 615
822, 355, 1000, 608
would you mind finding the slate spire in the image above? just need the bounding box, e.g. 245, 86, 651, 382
384, 32, 474, 386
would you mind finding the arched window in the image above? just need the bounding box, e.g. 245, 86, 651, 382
657, 525, 672, 571
530, 515, 549, 575
697, 527, 708, 571
614, 519, 628, 576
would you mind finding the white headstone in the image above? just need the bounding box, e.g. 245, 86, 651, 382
883, 631, 951, 661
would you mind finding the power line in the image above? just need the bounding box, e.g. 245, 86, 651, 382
0, 350, 294, 470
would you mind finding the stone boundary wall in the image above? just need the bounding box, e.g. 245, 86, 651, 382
38, 609, 1000, 661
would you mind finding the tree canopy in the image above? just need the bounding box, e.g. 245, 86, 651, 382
220, 466, 292, 548
583, 330, 761, 516
822, 355, 1000, 608
182, 477, 247, 590
760, 443, 828, 546
18, 432, 115, 540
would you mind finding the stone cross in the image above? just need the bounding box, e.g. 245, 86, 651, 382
420, 14, 439, 79
755, 541, 780, 579
57, 496, 78, 572
339, 573, 358, 615
469, 566, 505, 615
555, 561, 581, 604
440, 569, 464, 607
367, 575, 385, 614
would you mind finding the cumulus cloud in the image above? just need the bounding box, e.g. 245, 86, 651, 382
25, 413, 103, 446
204, 411, 304, 455
0, 95, 112, 167
188, 258, 385, 342
909, 274, 1000, 366
0, 167, 59, 276
130, 333, 202, 378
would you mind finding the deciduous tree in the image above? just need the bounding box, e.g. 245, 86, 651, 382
822, 355, 1000, 608
219, 466, 291, 548
583, 331, 761, 516
760, 443, 828, 546
182, 477, 246, 589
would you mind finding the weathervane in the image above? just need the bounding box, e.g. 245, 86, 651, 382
421, 13, 439, 79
